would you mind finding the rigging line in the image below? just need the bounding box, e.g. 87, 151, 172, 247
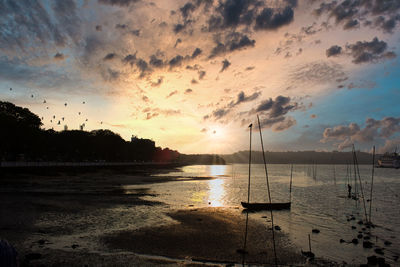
353, 144, 369, 222
257, 115, 278, 267
368, 146, 375, 223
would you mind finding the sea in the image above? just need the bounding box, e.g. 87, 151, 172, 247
127, 164, 400, 265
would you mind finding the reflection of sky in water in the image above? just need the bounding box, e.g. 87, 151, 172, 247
208, 165, 226, 177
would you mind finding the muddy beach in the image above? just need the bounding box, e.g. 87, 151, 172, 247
0, 166, 328, 266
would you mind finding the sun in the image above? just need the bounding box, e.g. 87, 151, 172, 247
209, 126, 225, 139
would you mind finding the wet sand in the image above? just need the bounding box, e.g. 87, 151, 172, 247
0, 167, 335, 266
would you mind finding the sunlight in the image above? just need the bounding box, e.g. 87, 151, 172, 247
207, 178, 226, 207
208, 165, 226, 177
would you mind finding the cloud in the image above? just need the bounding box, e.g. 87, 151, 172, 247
220, 59, 231, 72
103, 53, 117, 61
253, 95, 298, 118
313, 0, 400, 32
199, 70, 206, 79
146, 112, 159, 120
166, 90, 178, 98
149, 55, 164, 68
254, 6, 294, 30
185, 88, 193, 94
209, 32, 255, 58
98, 0, 140, 6
231, 91, 261, 106
326, 45, 342, 57
321, 117, 400, 149
191, 48, 202, 58
95, 25, 102, 31
346, 37, 396, 64
289, 61, 346, 85
123, 54, 137, 66
54, 53, 65, 60
169, 55, 184, 68
115, 24, 128, 30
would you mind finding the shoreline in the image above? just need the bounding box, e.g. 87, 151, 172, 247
0, 167, 339, 266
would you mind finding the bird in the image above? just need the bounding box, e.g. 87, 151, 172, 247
9, 88, 12, 91
31, 94, 34, 98
43, 100, 46, 104
78, 112, 81, 115
100, 121, 103, 124
64, 103, 67, 107
50, 120, 52, 123
62, 117, 64, 121
53, 115, 55, 119
248, 123, 253, 128
57, 121, 60, 125
46, 107, 49, 109
85, 118, 88, 122
82, 101, 85, 104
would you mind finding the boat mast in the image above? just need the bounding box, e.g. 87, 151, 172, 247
289, 164, 293, 203
247, 123, 252, 203
368, 146, 375, 224
257, 115, 278, 267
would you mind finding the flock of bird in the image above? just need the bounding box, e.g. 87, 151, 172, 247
8, 87, 103, 131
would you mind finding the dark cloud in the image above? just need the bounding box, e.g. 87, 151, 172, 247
169, 55, 184, 68
201, 128, 207, 133
101, 68, 120, 81
346, 37, 396, 64
103, 53, 117, 61
191, 79, 198, 84
343, 19, 359, 29
142, 96, 149, 102
326, 45, 342, 57
321, 117, 400, 149
253, 95, 298, 118
199, 70, 206, 79
173, 23, 186, 33
209, 32, 255, 58
136, 58, 150, 77
146, 112, 159, 120
98, 0, 140, 6
95, 25, 102, 31
166, 90, 178, 98
180, 2, 196, 19
191, 48, 203, 58
54, 53, 65, 60
212, 108, 229, 119
130, 29, 141, 36
230, 91, 261, 107
254, 6, 294, 30
116, 24, 128, 30
149, 55, 164, 67
314, 0, 400, 32
220, 59, 231, 72
123, 54, 137, 66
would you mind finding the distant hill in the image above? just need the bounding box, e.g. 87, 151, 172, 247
220, 150, 377, 165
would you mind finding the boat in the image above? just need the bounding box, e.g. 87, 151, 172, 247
241, 201, 291, 210
241, 118, 292, 211
377, 151, 400, 168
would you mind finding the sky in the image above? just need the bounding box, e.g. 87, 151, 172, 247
1, 0, 400, 154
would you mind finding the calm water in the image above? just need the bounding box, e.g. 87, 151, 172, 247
131, 164, 400, 265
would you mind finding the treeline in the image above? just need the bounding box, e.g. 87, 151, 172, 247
221, 150, 376, 165
177, 154, 226, 165
0, 101, 178, 162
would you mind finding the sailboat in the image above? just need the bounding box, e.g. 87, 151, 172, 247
241, 118, 292, 211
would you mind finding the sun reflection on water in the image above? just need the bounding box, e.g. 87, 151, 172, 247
207, 165, 227, 207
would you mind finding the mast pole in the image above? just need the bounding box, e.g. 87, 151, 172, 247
289, 164, 293, 203
247, 123, 252, 203
369, 146, 375, 223
257, 115, 278, 267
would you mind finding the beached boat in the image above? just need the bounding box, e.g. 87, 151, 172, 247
241, 201, 291, 210
377, 152, 400, 168
241, 120, 292, 211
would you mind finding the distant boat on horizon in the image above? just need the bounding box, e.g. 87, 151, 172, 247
377, 151, 400, 169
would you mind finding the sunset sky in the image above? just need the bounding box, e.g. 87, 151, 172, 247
1, 0, 399, 154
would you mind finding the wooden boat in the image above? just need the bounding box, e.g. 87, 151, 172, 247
241, 119, 292, 212
241, 201, 291, 211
